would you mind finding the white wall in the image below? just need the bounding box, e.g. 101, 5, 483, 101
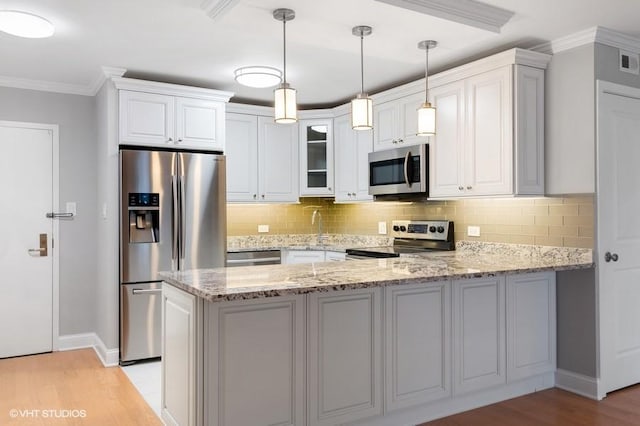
0, 86, 98, 336
595, 43, 640, 89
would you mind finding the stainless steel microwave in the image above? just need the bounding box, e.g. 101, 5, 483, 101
368, 144, 428, 200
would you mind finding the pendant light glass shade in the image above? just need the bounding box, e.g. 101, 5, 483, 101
273, 8, 297, 123
351, 94, 373, 130
274, 83, 297, 124
417, 102, 436, 135
351, 26, 373, 130
417, 40, 437, 137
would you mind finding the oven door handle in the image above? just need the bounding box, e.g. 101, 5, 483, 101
403, 150, 412, 187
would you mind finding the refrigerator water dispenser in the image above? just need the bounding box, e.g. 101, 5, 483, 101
128, 193, 160, 244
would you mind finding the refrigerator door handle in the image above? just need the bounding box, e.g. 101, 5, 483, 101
179, 174, 186, 262
172, 175, 179, 262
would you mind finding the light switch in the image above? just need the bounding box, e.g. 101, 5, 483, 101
378, 221, 387, 235
467, 226, 481, 237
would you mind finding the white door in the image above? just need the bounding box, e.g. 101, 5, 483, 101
0, 122, 56, 358
597, 81, 640, 396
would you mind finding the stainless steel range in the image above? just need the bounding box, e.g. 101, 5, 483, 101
346, 220, 454, 259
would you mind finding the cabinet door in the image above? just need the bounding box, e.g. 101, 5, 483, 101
399, 91, 429, 147
161, 284, 202, 426
176, 97, 225, 151
453, 277, 506, 395
283, 250, 326, 264
465, 66, 513, 196
300, 119, 334, 196
120, 91, 174, 146
373, 101, 400, 151
308, 288, 383, 426
385, 281, 451, 412
507, 272, 556, 382
428, 81, 466, 198
206, 296, 305, 426
258, 117, 299, 202
225, 113, 259, 202
334, 114, 373, 202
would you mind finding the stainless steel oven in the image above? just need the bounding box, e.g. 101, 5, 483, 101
368, 144, 428, 200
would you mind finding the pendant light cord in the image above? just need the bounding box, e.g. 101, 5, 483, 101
360, 33, 365, 94
424, 46, 429, 102
282, 19, 287, 85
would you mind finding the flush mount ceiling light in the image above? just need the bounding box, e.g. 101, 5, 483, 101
273, 8, 297, 124
234, 66, 282, 88
373, 0, 514, 33
351, 25, 373, 131
417, 40, 437, 136
0, 10, 54, 38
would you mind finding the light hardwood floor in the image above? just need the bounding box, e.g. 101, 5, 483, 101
420, 385, 640, 425
0, 349, 161, 425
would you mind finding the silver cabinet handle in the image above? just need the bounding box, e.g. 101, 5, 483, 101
467, 186, 473, 190
132, 288, 162, 295
261, 194, 265, 199
398, 138, 404, 143
458, 186, 464, 191
167, 137, 173, 143
253, 194, 257, 199
328, 187, 332, 191
605, 252, 619, 262
177, 138, 183, 143
392, 139, 398, 144
403, 150, 411, 187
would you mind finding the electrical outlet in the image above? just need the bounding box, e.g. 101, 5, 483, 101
467, 226, 481, 237
258, 224, 269, 233
66, 202, 77, 217
378, 221, 387, 235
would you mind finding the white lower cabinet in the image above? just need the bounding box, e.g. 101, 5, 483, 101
385, 281, 451, 412
205, 295, 305, 426
161, 283, 202, 426
453, 276, 506, 395
307, 288, 383, 426
506, 272, 556, 382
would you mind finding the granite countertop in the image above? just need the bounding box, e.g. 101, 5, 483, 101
160, 241, 594, 302
226, 234, 393, 253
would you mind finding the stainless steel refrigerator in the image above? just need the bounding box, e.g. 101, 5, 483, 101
119, 148, 226, 363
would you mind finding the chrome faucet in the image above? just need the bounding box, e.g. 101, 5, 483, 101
311, 209, 327, 245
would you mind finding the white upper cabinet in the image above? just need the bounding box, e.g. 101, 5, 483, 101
334, 114, 373, 202
259, 117, 299, 203
226, 113, 259, 202
299, 119, 334, 196
115, 77, 232, 152
429, 62, 546, 198
373, 91, 429, 151
225, 111, 299, 203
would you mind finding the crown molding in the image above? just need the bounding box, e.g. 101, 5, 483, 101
227, 102, 274, 116
374, 0, 514, 33
0, 74, 94, 96
532, 26, 640, 55
88, 66, 127, 95
113, 76, 234, 102
201, 0, 240, 20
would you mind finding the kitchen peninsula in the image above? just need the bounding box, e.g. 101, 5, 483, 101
159, 242, 592, 426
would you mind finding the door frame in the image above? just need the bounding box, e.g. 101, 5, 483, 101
0, 120, 60, 352
595, 80, 640, 399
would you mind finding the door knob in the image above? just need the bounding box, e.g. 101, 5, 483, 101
28, 233, 48, 257
604, 252, 619, 262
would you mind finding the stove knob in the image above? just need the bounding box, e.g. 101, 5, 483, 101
437, 226, 445, 233
399, 225, 407, 232
393, 225, 400, 232
429, 226, 436, 233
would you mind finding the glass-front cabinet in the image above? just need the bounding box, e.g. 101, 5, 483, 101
299, 119, 334, 196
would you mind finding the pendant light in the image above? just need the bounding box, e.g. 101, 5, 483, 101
351, 26, 373, 130
417, 40, 437, 136
273, 8, 297, 123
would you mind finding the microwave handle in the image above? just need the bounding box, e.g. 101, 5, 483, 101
403, 150, 411, 187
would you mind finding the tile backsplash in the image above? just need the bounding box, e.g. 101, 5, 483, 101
227, 195, 594, 248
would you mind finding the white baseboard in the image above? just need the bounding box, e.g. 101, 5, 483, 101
58, 332, 119, 367
555, 369, 599, 400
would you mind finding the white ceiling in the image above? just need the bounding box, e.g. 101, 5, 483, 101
1, 0, 640, 107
